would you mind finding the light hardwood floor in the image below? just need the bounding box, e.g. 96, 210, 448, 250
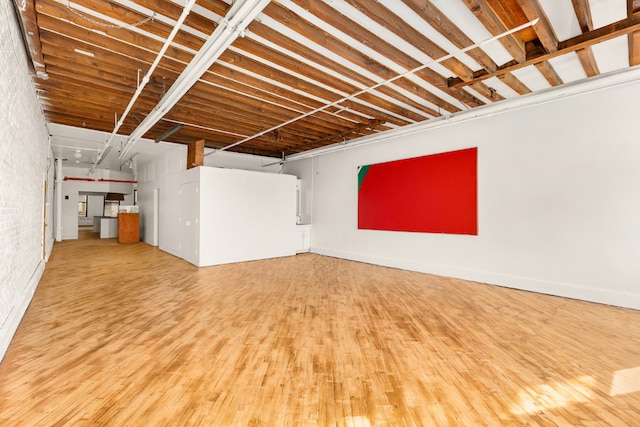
1, 232, 639, 426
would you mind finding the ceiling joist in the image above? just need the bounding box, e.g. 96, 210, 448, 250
12, 0, 640, 159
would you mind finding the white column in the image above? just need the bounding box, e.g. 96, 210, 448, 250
54, 158, 63, 241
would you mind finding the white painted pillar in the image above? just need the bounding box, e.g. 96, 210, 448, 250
54, 158, 63, 241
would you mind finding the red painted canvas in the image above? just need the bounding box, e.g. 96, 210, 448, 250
358, 147, 477, 235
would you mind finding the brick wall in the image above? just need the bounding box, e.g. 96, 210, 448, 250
0, 2, 50, 358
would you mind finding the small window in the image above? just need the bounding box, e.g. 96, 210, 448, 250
78, 195, 87, 217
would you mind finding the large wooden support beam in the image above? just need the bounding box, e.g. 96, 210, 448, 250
515, 0, 558, 53
534, 60, 564, 86
12, 0, 47, 78
449, 12, 640, 88
573, 0, 594, 32
571, 0, 600, 77
187, 139, 205, 169
461, 0, 527, 63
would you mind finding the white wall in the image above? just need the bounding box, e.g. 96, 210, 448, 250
286, 158, 313, 225
0, 2, 52, 360
138, 145, 285, 247
137, 144, 188, 250
198, 167, 297, 266
284, 79, 640, 310
137, 146, 297, 266
204, 149, 282, 173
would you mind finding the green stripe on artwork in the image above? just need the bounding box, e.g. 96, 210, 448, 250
358, 165, 371, 192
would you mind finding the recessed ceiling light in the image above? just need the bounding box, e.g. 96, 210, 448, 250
74, 48, 95, 57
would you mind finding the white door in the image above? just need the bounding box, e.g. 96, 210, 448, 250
179, 182, 199, 266
153, 188, 160, 246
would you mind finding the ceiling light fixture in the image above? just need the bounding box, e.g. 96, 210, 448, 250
118, 0, 272, 159
119, 153, 138, 169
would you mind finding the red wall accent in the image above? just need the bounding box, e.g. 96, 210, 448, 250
358, 147, 477, 235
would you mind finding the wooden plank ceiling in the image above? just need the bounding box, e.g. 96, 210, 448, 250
13, 0, 640, 158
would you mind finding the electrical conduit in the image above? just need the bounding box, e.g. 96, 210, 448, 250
90, 0, 198, 173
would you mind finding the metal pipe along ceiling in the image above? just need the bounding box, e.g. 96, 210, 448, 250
90, 0, 199, 173
118, 0, 272, 160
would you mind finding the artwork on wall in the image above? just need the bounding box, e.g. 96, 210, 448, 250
357, 147, 477, 235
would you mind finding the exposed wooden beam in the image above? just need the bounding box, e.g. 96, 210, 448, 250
572, 0, 594, 32
291, 0, 485, 110
44, 106, 287, 158
461, 0, 527, 63
304, 119, 385, 145
497, 72, 531, 95
514, 0, 558, 53
219, 50, 425, 125
570, 0, 599, 77
41, 50, 367, 140
487, 0, 536, 38
29, 0, 640, 158
36, 12, 410, 132
12, 0, 47, 78
244, 20, 441, 120
37, 0, 415, 138
40, 59, 364, 147
576, 47, 600, 77
401, 0, 497, 73
629, 0, 640, 65
561, 13, 640, 50
235, 31, 440, 121
468, 82, 505, 102
37, 0, 477, 155
236, 34, 445, 120
344, 0, 475, 81
630, 32, 640, 66
449, 12, 640, 87
257, 2, 453, 115
229, 43, 440, 127
534, 60, 563, 86
187, 139, 204, 169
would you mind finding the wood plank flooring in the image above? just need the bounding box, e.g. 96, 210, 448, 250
1, 233, 639, 425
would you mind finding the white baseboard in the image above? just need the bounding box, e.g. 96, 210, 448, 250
311, 246, 640, 311
0, 260, 45, 363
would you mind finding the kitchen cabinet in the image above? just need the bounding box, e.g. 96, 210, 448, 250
296, 224, 311, 253
118, 213, 139, 243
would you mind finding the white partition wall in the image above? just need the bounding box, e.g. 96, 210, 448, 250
198, 167, 297, 266
138, 147, 298, 267
168, 167, 297, 267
